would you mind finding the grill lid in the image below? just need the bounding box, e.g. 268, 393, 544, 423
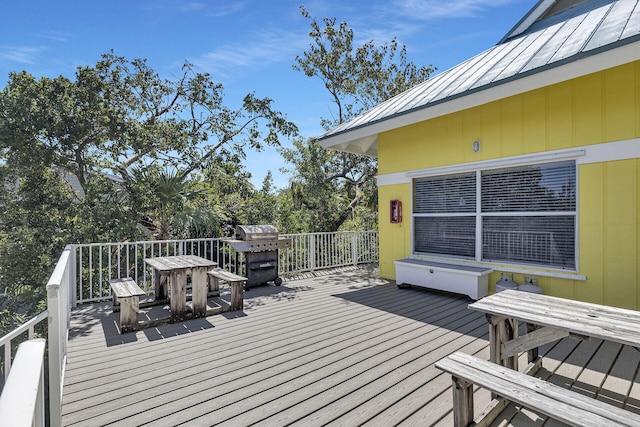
235, 225, 278, 241
225, 224, 290, 252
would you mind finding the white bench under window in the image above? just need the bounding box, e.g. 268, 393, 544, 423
394, 258, 492, 300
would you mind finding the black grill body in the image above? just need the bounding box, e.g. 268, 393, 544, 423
245, 251, 280, 287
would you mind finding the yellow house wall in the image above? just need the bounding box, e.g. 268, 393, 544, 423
377, 61, 640, 309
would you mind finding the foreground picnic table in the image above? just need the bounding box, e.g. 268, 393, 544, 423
436, 289, 640, 426
144, 255, 217, 321
468, 289, 640, 370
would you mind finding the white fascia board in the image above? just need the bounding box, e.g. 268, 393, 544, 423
320, 40, 640, 157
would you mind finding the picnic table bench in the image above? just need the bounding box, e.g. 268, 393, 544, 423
435, 289, 640, 426
207, 269, 247, 311
436, 351, 640, 427
110, 278, 145, 333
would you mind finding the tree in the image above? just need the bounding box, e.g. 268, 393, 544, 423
0, 165, 80, 330
1, 52, 297, 195
243, 171, 278, 226
126, 167, 219, 240
294, 6, 434, 128
286, 7, 434, 231
0, 52, 298, 328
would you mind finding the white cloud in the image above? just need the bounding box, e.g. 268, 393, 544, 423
192, 29, 305, 78
393, 0, 518, 20
148, 1, 246, 17
0, 46, 43, 64
34, 30, 70, 43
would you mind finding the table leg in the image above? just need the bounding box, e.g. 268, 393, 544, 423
527, 323, 540, 363
153, 269, 169, 301
191, 267, 208, 317
153, 269, 161, 299
487, 314, 518, 369
170, 269, 187, 321
504, 318, 518, 370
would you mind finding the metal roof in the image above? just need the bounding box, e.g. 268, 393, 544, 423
317, 0, 640, 157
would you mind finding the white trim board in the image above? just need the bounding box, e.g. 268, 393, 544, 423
377, 138, 640, 186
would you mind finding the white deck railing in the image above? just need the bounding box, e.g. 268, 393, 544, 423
0, 231, 378, 426
74, 231, 379, 305
0, 339, 46, 427
0, 244, 74, 427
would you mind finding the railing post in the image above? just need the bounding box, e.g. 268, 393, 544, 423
70, 245, 77, 308
46, 245, 73, 427
47, 285, 62, 427
309, 234, 316, 272
352, 232, 358, 266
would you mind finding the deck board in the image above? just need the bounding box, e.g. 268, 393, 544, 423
61, 266, 640, 426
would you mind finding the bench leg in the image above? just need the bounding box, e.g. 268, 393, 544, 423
207, 275, 220, 297
230, 280, 245, 311
451, 376, 474, 427
119, 297, 138, 333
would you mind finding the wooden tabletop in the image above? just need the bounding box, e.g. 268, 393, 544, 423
144, 255, 217, 272
469, 289, 640, 348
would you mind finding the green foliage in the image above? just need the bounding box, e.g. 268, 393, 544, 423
0, 52, 297, 327
294, 6, 435, 128
243, 171, 278, 226
289, 7, 433, 231
0, 166, 80, 332
279, 138, 377, 232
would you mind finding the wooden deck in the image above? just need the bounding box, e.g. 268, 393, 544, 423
61, 266, 640, 426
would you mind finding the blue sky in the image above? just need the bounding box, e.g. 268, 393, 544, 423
0, 0, 538, 189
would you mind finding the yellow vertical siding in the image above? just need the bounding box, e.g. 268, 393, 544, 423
602, 160, 638, 309
378, 184, 412, 279
546, 82, 574, 150
500, 96, 524, 158
604, 65, 637, 141
377, 61, 640, 309
522, 89, 547, 153
574, 73, 603, 145
578, 163, 605, 304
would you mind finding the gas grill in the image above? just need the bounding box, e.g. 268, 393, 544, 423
225, 225, 290, 288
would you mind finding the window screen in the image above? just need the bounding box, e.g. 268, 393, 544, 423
414, 173, 476, 257
413, 161, 577, 269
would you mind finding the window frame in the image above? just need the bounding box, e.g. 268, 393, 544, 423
411, 160, 578, 271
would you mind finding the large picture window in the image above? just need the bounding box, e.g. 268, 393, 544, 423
413, 161, 576, 269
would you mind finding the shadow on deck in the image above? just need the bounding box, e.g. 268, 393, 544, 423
62, 266, 640, 426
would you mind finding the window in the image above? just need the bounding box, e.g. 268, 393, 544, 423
413, 161, 576, 269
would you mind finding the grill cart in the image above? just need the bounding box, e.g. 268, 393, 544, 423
225, 225, 291, 288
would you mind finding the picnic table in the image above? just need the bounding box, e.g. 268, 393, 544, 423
468, 289, 640, 371
144, 255, 217, 321
435, 289, 640, 426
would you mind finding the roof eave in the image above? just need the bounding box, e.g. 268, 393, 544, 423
317, 37, 640, 158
